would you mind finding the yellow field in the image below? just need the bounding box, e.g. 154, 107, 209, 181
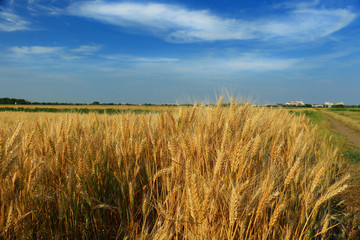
0, 98, 349, 239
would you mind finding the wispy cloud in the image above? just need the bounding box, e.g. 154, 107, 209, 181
71, 45, 101, 55
262, 9, 356, 40
273, 0, 321, 9
100, 52, 298, 74
133, 57, 179, 62
4, 44, 297, 73
26, 0, 63, 16
103, 54, 179, 62
11, 46, 63, 54
0, 10, 30, 32
221, 56, 299, 71
68, 1, 357, 43
6, 45, 181, 68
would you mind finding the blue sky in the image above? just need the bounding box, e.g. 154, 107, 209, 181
0, 0, 359, 104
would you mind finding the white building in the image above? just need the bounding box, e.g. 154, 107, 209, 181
335, 102, 345, 106
324, 102, 334, 108
312, 104, 324, 108
285, 100, 305, 106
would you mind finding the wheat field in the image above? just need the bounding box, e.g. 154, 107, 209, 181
0, 98, 348, 239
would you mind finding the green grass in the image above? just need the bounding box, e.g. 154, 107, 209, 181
301, 110, 325, 124
289, 110, 323, 123
343, 147, 360, 164
329, 108, 360, 112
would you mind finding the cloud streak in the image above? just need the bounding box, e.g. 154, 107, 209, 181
68, 1, 356, 43
103, 54, 179, 63
11, 46, 63, 54
5, 45, 182, 68
262, 9, 357, 40
71, 45, 102, 55
4, 44, 298, 73
221, 56, 299, 71
0, 10, 30, 32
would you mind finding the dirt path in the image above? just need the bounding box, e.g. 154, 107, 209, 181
325, 115, 360, 239
327, 116, 360, 147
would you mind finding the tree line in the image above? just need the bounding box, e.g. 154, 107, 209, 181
0, 98, 182, 106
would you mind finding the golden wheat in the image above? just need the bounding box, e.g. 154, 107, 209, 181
0, 100, 349, 239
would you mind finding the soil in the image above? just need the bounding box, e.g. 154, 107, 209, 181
327, 116, 360, 147
326, 115, 360, 239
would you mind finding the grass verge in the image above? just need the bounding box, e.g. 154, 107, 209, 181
295, 109, 360, 239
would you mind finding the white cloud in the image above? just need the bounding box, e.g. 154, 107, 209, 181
172, 54, 300, 73
101, 52, 298, 73
68, 1, 357, 43
26, 0, 63, 16
7, 45, 179, 65
273, 0, 321, 9
11, 46, 63, 54
0, 11, 30, 32
262, 9, 356, 40
71, 45, 101, 55
134, 57, 179, 62
103, 54, 179, 62
222, 56, 299, 71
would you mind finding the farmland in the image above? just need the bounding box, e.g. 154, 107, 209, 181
322, 108, 360, 133
0, 99, 354, 239
0, 104, 178, 115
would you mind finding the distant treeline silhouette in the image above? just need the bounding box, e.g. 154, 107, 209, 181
0, 98, 182, 106
0, 107, 160, 114
0, 98, 31, 105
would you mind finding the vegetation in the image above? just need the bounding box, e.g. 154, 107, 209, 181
0, 107, 160, 115
321, 110, 360, 132
0, 97, 182, 106
0, 98, 30, 105
331, 106, 360, 109
290, 110, 347, 144
293, 109, 360, 239
343, 147, 360, 164
0, 98, 349, 239
329, 108, 360, 112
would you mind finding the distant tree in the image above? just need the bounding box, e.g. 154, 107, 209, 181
92, 101, 100, 105
0, 98, 30, 105
332, 105, 345, 108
